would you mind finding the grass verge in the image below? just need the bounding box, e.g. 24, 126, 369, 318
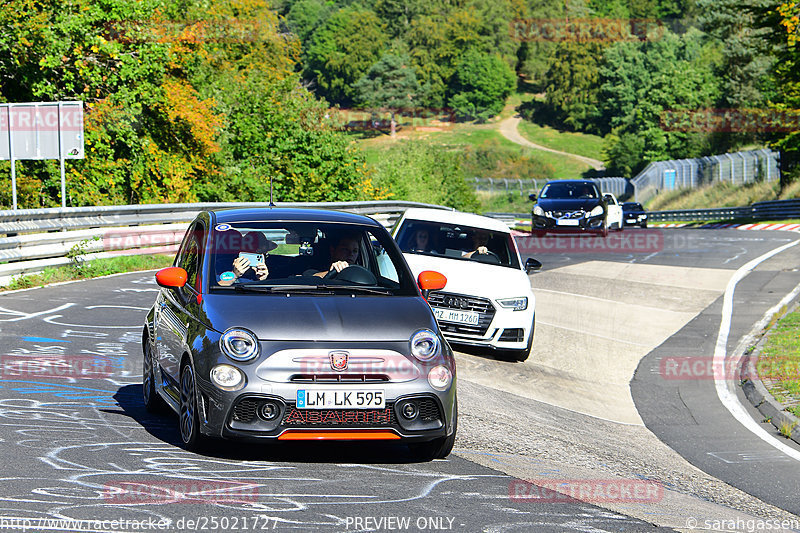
516, 120, 605, 162
646, 179, 800, 211
1, 253, 174, 291
756, 309, 800, 418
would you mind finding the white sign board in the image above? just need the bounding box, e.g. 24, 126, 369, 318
0, 101, 84, 160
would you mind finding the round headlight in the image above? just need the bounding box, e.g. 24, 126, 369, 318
410, 329, 440, 361
220, 328, 259, 361
210, 364, 245, 391
428, 365, 452, 391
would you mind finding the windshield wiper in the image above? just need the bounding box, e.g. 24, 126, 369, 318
316, 284, 394, 295
232, 284, 319, 293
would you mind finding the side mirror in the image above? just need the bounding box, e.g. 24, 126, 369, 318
156, 267, 188, 288
525, 258, 542, 274
528, 193, 537, 202
418, 270, 447, 299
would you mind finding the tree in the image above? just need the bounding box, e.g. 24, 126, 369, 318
596, 28, 720, 175
449, 49, 516, 121
354, 52, 420, 136
305, 6, 389, 105
543, 41, 606, 132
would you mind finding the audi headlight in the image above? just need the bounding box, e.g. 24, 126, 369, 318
220, 328, 259, 362
428, 365, 452, 391
589, 205, 604, 217
210, 364, 245, 391
497, 297, 528, 311
533, 205, 545, 217
410, 329, 440, 361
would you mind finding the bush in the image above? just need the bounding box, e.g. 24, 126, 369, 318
371, 141, 478, 211
448, 50, 515, 121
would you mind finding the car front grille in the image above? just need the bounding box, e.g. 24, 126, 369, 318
417, 398, 441, 423
281, 405, 396, 427
428, 291, 495, 337
232, 399, 259, 423
499, 328, 524, 342
290, 374, 390, 383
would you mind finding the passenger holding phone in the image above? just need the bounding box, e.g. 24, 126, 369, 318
218, 231, 277, 286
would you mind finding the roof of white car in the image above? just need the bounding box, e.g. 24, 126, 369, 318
400, 208, 510, 233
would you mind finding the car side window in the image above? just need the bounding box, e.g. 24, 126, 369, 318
176, 222, 203, 298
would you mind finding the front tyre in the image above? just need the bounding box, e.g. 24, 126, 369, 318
180, 361, 205, 451
142, 340, 166, 413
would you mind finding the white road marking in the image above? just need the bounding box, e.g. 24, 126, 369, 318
713, 239, 800, 462
0, 304, 74, 322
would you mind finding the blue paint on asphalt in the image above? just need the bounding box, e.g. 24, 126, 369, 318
0, 380, 117, 404
22, 336, 70, 343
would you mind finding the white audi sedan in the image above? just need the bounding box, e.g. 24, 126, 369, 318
392, 208, 540, 361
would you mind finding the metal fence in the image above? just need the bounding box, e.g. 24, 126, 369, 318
631, 149, 780, 204
470, 177, 630, 198
0, 200, 453, 285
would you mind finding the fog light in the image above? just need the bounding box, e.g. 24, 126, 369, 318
428, 365, 452, 391
210, 364, 245, 391
400, 401, 418, 420
258, 401, 279, 421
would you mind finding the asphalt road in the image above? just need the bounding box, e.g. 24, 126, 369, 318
0, 227, 798, 532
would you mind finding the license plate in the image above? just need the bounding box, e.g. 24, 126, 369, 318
296, 389, 385, 409
432, 307, 480, 325
626, 218, 637, 224
557, 219, 580, 226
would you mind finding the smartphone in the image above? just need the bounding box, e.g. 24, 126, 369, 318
238, 252, 265, 266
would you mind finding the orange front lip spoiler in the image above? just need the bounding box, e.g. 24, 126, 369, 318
277, 430, 401, 441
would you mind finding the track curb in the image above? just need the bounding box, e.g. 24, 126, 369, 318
740, 302, 800, 445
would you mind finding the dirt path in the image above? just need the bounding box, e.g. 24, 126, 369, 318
498, 116, 605, 170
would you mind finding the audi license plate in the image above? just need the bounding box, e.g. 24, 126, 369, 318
297, 389, 385, 409
432, 307, 480, 326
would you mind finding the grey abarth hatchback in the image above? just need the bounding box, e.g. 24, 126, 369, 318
142, 208, 456, 459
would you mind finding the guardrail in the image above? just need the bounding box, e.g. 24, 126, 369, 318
0, 201, 452, 285
486, 198, 800, 227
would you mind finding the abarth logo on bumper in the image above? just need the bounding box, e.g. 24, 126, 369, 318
329, 350, 349, 372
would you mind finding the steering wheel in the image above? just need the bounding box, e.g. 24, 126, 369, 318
474, 250, 501, 261
335, 265, 377, 285
323, 268, 339, 280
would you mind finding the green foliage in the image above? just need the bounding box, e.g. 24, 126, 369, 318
0, 0, 376, 208
543, 41, 606, 132
3, 254, 174, 290
596, 28, 720, 175
354, 52, 421, 113
305, 6, 389, 105
371, 142, 479, 211
449, 50, 516, 121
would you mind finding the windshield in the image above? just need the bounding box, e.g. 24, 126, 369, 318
395, 219, 520, 269
210, 221, 416, 295
540, 182, 599, 199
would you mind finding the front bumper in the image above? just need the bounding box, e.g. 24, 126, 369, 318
532, 213, 605, 232
193, 348, 457, 443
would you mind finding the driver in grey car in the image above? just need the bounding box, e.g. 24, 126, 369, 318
310, 232, 361, 277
